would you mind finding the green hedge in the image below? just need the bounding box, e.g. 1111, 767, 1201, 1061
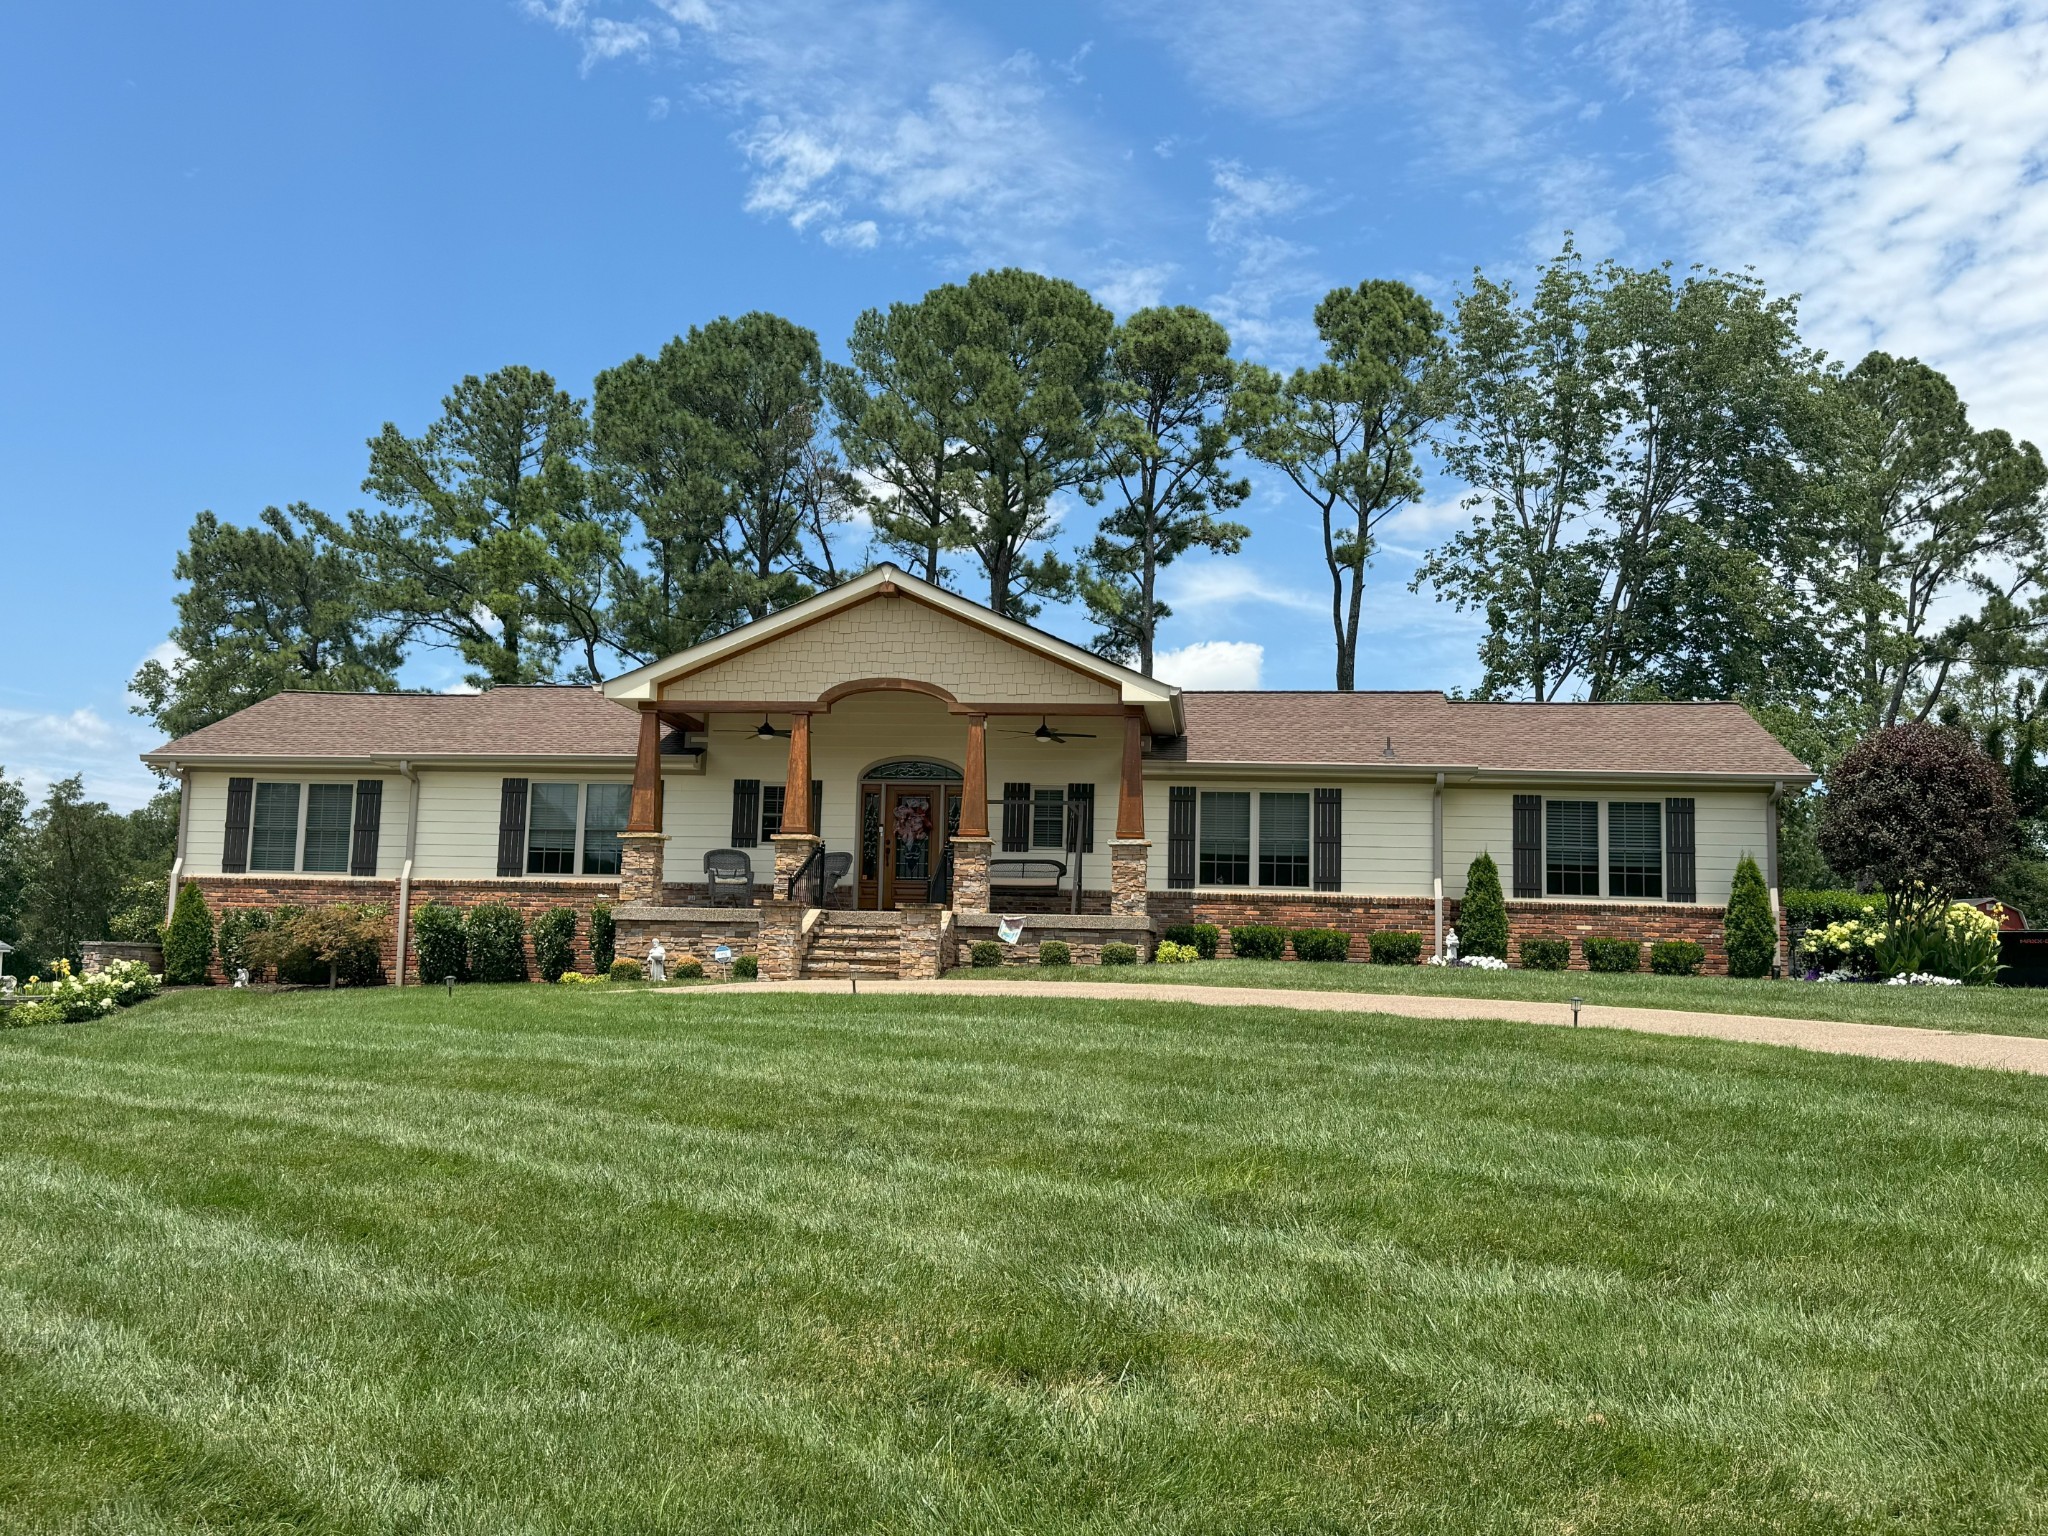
1292, 928, 1352, 962
588, 902, 616, 973
1649, 938, 1706, 976
1583, 937, 1641, 973
731, 953, 758, 980
1366, 930, 1423, 965
531, 907, 578, 983
1160, 922, 1220, 959
970, 940, 1004, 968
1100, 942, 1138, 966
1520, 938, 1570, 971
609, 958, 643, 981
465, 903, 527, 983
1038, 939, 1070, 966
1459, 853, 1510, 959
1229, 925, 1287, 961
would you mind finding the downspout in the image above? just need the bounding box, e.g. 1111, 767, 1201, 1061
1432, 772, 1445, 960
1767, 779, 1786, 976
394, 761, 421, 986
164, 765, 191, 927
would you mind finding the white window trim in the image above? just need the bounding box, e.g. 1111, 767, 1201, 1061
527, 780, 632, 878
251, 778, 362, 877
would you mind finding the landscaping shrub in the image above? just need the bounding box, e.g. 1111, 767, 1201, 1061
11, 958, 159, 1025
261, 905, 328, 985
162, 882, 214, 985
1520, 938, 1570, 971
1229, 924, 1286, 961
1367, 930, 1423, 965
1583, 937, 1642, 973
255, 904, 385, 987
1650, 938, 1707, 976
1459, 853, 1509, 959
216, 908, 272, 982
672, 959, 705, 980
1153, 940, 1197, 964
609, 958, 644, 981
411, 901, 467, 984
1160, 923, 1220, 959
1037, 939, 1071, 966
1100, 942, 1137, 966
970, 940, 1004, 968
465, 902, 527, 983
588, 902, 616, 973
732, 954, 758, 980
1291, 927, 1351, 962
531, 907, 578, 983
1724, 855, 1775, 979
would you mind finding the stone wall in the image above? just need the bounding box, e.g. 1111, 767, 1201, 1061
951, 913, 1155, 966
610, 907, 762, 966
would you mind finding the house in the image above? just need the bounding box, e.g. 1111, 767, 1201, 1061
142, 563, 1814, 979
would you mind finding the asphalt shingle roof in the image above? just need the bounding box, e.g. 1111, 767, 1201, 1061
145, 687, 637, 761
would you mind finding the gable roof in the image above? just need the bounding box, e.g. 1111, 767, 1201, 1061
1162, 692, 1814, 781
143, 686, 636, 765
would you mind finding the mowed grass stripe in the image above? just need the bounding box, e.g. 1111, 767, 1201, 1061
3, 987, 2047, 1532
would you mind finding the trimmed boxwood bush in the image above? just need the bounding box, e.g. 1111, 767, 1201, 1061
531, 907, 578, 983
1100, 942, 1138, 966
1650, 938, 1707, 976
1724, 854, 1776, 978
970, 940, 1004, 968
162, 881, 214, 985
732, 953, 758, 980
1230, 924, 1287, 961
588, 902, 615, 973
1520, 937, 1571, 971
1583, 936, 1641, 973
1038, 939, 1071, 966
672, 959, 705, 980
1160, 922, 1220, 959
1292, 928, 1351, 962
465, 902, 527, 983
1367, 930, 1424, 965
609, 958, 643, 981
1459, 852, 1510, 959
411, 900, 466, 984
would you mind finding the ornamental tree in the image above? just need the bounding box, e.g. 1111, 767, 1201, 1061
1817, 722, 2017, 929
1458, 852, 1509, 959
162, 881, 214, 986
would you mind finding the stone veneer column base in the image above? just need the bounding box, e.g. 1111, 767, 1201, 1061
1109, 840, 1150, 915
949, 836, 992, 914
756, 899, 808, 980
899, 906, 946, 979
617, 831, 669, 906
770, 833, 824, 901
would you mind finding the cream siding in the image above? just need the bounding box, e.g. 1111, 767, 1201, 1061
182, 769, 406, 880
1141, 776, 1430, 895
660, 594, 1119, 707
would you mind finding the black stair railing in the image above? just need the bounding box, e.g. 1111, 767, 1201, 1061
931, 843, 954, 908
785, 843, 827, 907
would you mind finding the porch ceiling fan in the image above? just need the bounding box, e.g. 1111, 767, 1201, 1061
998, 715, 1097, 745
711, 715, 791, 739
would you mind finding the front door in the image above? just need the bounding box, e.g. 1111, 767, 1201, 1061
868, 782, 961, 909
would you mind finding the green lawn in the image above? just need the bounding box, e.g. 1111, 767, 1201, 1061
4, 987, 2047, 1533
950, 958, 2048, 1036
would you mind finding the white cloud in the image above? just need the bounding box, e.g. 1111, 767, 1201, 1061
1093, 261, 1177, 315
1203, 160, 1325, 362
0, 705, 164, 811
1163, 557, 1325, 616
1151, 639, 1264, 689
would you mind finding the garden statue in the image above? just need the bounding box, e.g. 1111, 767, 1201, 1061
646, 940, 666, 983
233, 968, 249, 989
0, 975, 14, 998
1445, 927, 1460, 963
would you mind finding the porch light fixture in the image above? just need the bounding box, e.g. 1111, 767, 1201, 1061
755, 718, 781, 739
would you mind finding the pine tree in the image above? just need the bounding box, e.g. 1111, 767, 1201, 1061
1724, 854, 1776, 978
1459, 852, 1509, 959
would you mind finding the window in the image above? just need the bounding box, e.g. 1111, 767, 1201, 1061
527, 783, 579, 874
582, 784, 630, 876
1259, 792, 1311, 888
250, 783, 301, 873
1607, 801, 1662, 898
1033, 787, 1066, 848
302, 784, 355, 873
1545, 800, 1598, 896
1198, 791, 1250, 885
760, 785, 786, 840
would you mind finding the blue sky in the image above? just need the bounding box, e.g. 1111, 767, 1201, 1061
4, 0, 2045, 808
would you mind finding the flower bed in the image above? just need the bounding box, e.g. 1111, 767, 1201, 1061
6, 959, 160, 1027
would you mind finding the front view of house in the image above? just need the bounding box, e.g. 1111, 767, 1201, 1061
145, 564, 1814, 979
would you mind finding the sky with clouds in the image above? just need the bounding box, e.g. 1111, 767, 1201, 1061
3, 0, 2045, 809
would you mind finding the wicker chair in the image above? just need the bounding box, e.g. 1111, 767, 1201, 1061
703, 849, 754, 904
820, 851, 853, 900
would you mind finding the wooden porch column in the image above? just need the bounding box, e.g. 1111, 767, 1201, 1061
628, 706, 663, 833
1116, 710, 1146, 840
782, 710, 813, 834
958, 713, 989, 837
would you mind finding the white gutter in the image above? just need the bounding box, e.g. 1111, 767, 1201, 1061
164, 765, 190, 927
394, 761, 421, 986
1432, 772, 1445, 960
1767, 778, 1787, 976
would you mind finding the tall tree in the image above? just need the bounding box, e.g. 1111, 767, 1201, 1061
1237, 280, 1448, 690
346, 366, 617, 686
18, 778, 129, 969
0, 768, 27, 976
945, 269, 1116, 620
1081, 305, 1250, 673
827, 299, 978, 587
130, 505, 402, 741
1807, 352, 2048, 730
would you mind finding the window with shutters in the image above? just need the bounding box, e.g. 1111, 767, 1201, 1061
527, 783, 579, 874
1544, 800, 1599, 896
301, 784, 355, 873
521, 782, 633, 876
1258, 792, 1311, 887
1606, 801, 1662, 898
582, 784, 630, 876
760, 784, 786, 840
249, 783, 301, 873
1032, 788, 1066, 848
1198, 791, 1251, 885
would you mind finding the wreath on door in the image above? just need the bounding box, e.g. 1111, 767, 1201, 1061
892, 798, 933, 844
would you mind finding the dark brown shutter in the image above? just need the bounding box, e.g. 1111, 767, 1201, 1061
1167, 785, 1196, 889
1512, 794, 1542, 899
731, 779, 760, 847
496, 778, 529, 877
221, 776, 253, 873
1313, 787, 1342, 890
350, 779, 383, 877
1665, 797, 1697, 903
1001, 782, 1031, 853
810, 779, 824, 836
1066, 782, 1095, 853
